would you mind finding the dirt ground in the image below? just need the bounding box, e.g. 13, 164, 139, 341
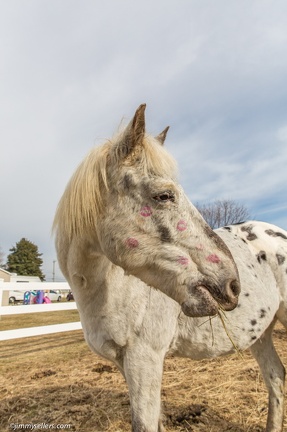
1, 323, 287, 432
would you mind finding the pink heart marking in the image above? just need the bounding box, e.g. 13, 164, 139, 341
126, 238, 139, 249
207, 254, 221, 263
177, 256, 189, 266
140, 206, 153, 217
177, 219, 187, 231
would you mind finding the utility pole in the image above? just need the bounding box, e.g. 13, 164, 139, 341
52, 260, 56, 282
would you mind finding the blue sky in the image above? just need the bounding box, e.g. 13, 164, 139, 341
0, 0, 286, 281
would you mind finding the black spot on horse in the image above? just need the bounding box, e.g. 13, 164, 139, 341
265, 229, 287, 240
158, 225, 172, 243
244, 293, 250, 297
257, 251, 267, 264
276, 254, 285, 265
122, 173, 135, 190
241, 238, 247, 244
251, 335, 257, 341
247, 232, 258, 241
251, 319, 257, 326
223, 226, 231, 231
241, 225, 257, 241
260, 309, 266, 318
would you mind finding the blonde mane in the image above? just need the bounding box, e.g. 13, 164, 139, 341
53, 133, 178, 240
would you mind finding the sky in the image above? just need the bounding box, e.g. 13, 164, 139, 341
0, 0, 286, 281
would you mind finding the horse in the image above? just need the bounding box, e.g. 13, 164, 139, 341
53, 104, 287, 432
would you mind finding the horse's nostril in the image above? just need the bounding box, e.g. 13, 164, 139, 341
229, 279, 241, 297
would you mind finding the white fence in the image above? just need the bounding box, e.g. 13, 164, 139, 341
0, 282, 82, 341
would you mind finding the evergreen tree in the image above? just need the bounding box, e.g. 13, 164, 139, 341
6, 238, 45, 280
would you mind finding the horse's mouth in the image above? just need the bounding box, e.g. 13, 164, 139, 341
180, 275, 240, 318
181, 285, 219, 317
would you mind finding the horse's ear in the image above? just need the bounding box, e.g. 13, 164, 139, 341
118, 104, 146, 158
155, 126, 170, 146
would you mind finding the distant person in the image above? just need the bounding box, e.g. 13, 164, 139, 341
43, 295, 51, 304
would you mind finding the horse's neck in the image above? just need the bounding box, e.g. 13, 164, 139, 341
65, 235, 125, 300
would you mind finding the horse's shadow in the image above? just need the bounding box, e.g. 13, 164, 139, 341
164, 401, 264, 432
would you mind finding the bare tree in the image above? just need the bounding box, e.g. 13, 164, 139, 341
196, 199, 250, 229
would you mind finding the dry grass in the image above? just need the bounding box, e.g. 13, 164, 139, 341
0, 309, 80, 331
0, 312, 287, 432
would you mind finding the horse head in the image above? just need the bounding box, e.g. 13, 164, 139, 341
96, 104, 240, 316
54, 104, 240, 317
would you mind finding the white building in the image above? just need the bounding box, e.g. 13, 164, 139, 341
0, 268, 41, 305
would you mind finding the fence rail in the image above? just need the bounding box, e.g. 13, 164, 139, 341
0, 281, 82, 341
0, 301, 77, 315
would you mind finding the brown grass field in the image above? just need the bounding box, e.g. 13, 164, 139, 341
1, 309, 287, 432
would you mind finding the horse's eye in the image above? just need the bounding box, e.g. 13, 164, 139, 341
159, 193, 170, 201
153, 192, 175, 203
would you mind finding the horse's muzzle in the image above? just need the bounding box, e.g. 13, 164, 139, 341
181, 278, 240, 317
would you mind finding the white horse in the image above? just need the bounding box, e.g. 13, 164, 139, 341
53, 105, 287, 432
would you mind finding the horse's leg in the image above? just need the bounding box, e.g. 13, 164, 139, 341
250, 319, 285, 432
123, 344, 166, 432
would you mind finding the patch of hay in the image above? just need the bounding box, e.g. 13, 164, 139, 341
0, 325, 286, 431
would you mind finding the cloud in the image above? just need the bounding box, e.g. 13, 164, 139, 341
0, 0, 286, 279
